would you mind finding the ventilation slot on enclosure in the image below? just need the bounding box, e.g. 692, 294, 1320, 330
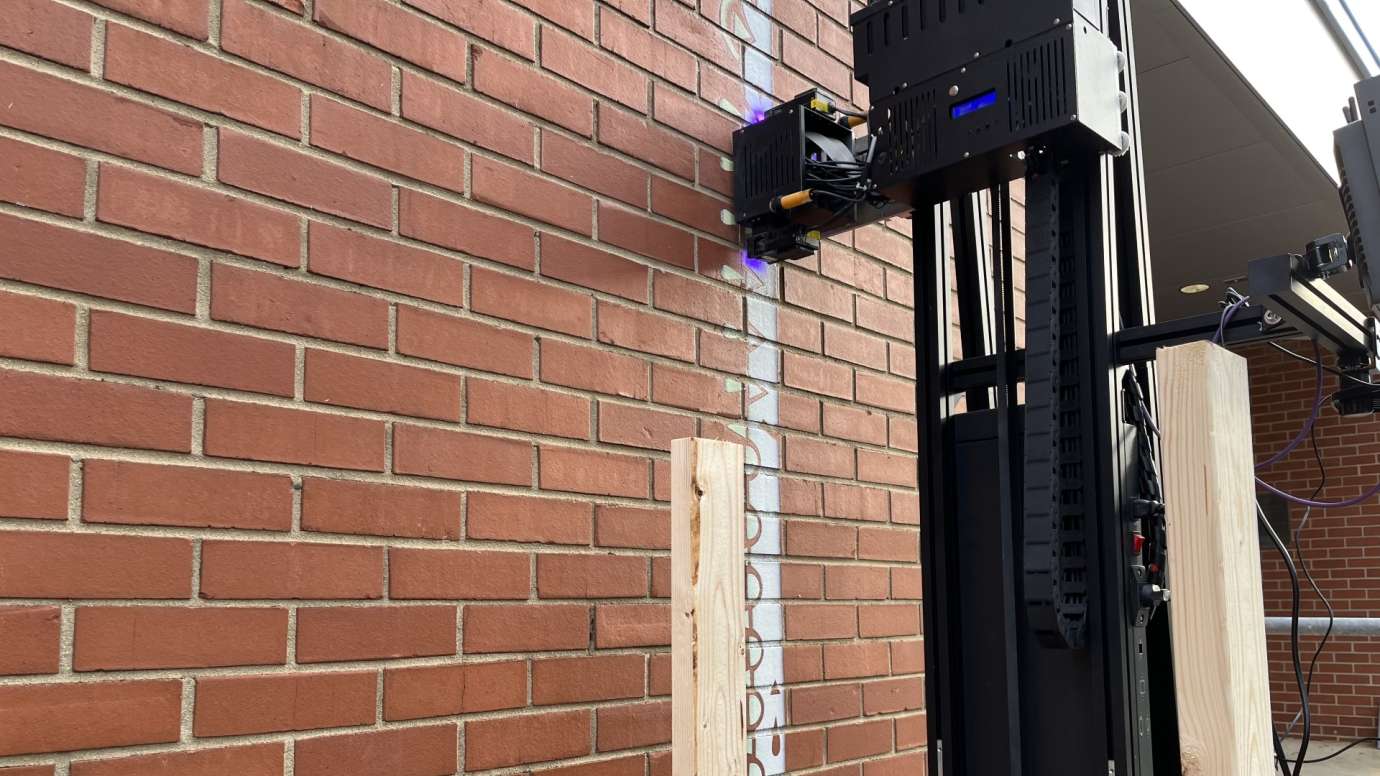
1007, 37, 1069, 132
743, 128, 797, 203
880, 89, 938, 178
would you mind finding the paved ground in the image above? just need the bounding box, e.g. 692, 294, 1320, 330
1281, 738, 1380, 775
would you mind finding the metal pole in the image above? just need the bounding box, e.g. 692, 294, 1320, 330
1263, 616, 1380, 636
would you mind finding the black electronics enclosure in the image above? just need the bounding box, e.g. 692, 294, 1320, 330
853, 0, 1126, 205
1336, 74, 1380, 316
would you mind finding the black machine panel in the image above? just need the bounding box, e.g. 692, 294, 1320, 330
867, 19, 1126, 205
1336, 75, 1380, 317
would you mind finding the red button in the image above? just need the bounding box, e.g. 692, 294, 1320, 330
1132, 534, 1145, 554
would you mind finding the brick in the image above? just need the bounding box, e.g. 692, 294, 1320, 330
398, 306, 532, 379
0, 136, 85, 217
539, 553, 648, 598
544, 135, 649, 210
0, 369, 191, 453
311, 225, 463, 305
823, 403, 888, 446
783, 728, 825, 770
0, 0, 91, 70
596, 603, 668, 647
306, 349, 460, 421
650, 556, 670, 597
0, 294, 71, 370
653, 82, 737, 152
593, 507, 666, 551
857, 449, 918, 488
74, 607, 287, 670
600, 8, 695, 90
221, 131, 389, 229
211, 263, 389, 348
536, 755, 645, 776
895, 713, 927, 749
516, 0, 595, 38
599, 303, 697, 362
824, 642, 890, 680
84, 460, 292, 531
467, 491, 592, 545
889, 417, 919, 453
310, 96, 466, 192
859, 526, 918, 563
856, 371, 916, 413
863, 676, 924, 715
777, 306, 824, 352
789, 350, 850, 397
779, 391, 822, 433
655, 0, 740, 65
780, 477, 824, 516
0, 61, 201, 174
543, 234, 650, 302
784, 604, 856, 640
194, 671, 375, 736
297, 606, 456, 663
782, 29, 850, 96
784, 266, 854, 321
821, 243, 885, 296
406, 0, 535, 59
0, 213, 197, 313
0, 607, 59, 676
302, 477, 460, 540
390, 547, 530, 599
474, 47, 593, 135
71, 744, 282, 776
650, 175, 735, 241
599, 203, 695, 269
598, 402, 696, 452
605, 0, 651, 24
468, 377, 591, 439
473, 266, 594, 337
826, 566, 889, 601
825, 324, 889, 371
781, 563, 824, 598
464, 603, 589, 653
854, 225, 911, 270
204, 399, 386, 471
654, 361, 750, 416
223, 0, 389, 110
827, 719, 891, 762
402, 71, 533, 163
91, 0, 208, 39
599, 104, 695, 179
534, 653, 644, 704
393, 424, 533, 485
886, 270, 915, 308
0, 680, 180, 756
859, 605, 921, 638
384, 660, 527, 720
891, 492, 919, 526
89, 311, 295, 396
541, 445, 648, 498
400, 188, 536, 270
98, 165, 298, 266
823, 483, 889, 523
699, 330, 751, 376
466, 709, 591, 770
542, 339, 649, 399
856, 296, 915, 341
201, 540, 383, 599
787, 520, 856, 559
295, 725, 458, 776
0, 532, 191, 599
105, 24, 299, 137
0, 451, 67, 521
790, 682, 860, 725
785, 435, 854, 478
474, 155, 593, 235
316, 0, 468, 83
596, 700, 670, 751
891, 567, 922, 599
654, 271, 742, 328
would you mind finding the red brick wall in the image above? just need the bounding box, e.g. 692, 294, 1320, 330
0, 1, 931, 774
1247, 343, 1380, 741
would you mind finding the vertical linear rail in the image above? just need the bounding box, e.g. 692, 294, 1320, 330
672, 438, 747, 776
1155, 343, 1273, 776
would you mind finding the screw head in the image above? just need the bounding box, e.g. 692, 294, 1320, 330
948, 85, 959, 97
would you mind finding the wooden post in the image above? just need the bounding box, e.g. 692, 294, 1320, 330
672, 438, 746, 776
1156, 342, 1273, 776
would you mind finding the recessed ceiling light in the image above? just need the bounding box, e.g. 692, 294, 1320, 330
1179, 283, 1211, 295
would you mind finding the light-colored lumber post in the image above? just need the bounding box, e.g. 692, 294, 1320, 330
672, 438, 746, 776
1156, 342, 1273, 776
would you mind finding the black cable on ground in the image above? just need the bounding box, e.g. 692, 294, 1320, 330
1298, 737, 1380, 763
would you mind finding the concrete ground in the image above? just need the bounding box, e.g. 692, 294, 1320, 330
1281, 738, 1380, 775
